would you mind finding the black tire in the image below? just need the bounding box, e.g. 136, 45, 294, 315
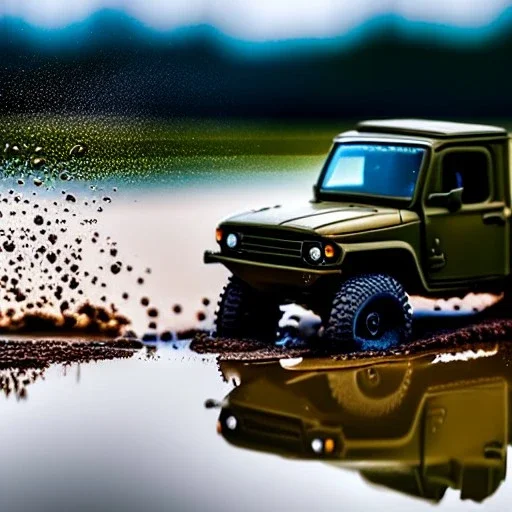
325, 273, 412, 351
215, 276, 281, 341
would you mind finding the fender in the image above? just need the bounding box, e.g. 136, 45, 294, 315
340, 241, 429, 295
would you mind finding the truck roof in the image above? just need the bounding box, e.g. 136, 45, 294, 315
355, 119, 507, 139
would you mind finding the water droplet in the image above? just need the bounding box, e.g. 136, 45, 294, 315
69, 143, 87, 157
30, 156, 46, 169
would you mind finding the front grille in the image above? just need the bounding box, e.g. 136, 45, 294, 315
221, 227, 340, 268
237, 408, 304, 452
241, 409, 302, 439
239, 233, 303, 259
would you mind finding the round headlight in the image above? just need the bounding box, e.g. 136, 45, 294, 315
311, 438, 323, 454
225, 415, 238, 430
309, 246, 322, 262
226, 233, 238, 249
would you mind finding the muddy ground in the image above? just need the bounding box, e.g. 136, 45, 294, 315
1, 172, 512, 367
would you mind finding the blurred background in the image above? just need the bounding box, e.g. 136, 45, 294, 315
3, 0, 512, 119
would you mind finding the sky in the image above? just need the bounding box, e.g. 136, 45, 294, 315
2, 0, 511, 41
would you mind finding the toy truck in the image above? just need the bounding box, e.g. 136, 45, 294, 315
204, 119, 511, 349
216, 353, 509, 503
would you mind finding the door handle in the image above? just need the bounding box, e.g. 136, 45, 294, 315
482, 211, 507, 226
428, 253, 446, 270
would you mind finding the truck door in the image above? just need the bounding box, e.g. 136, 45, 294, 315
423, 146, 509, 283
422, 380, 507, 501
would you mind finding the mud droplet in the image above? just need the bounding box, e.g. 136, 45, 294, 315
147, 308, 158, 318
160, 331, 173, 342
3, 241, 15, 252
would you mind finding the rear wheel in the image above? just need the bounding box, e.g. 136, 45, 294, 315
325, 273, 412, 351
215, 276, 281, 341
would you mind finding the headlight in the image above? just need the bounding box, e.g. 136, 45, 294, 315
225, 415, 238, 430
226, 233, 239, 249
310, 437, 336, 454
303, 241, 339, 265
311, 438, 323, 453
309, 246, 322, 262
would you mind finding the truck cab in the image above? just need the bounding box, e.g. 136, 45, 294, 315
205, 120, 511, 350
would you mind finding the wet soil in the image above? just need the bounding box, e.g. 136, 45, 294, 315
0, 337, 142, 371
0, 336, 142, 399
191, 302, 512, 361
0, 306, 130, 336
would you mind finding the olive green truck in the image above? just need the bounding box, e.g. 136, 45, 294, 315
204, 119, 511, 350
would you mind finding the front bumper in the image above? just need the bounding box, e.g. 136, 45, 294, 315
204, 251, 341, 291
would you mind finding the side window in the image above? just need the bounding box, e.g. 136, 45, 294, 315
442, 151, 490, 204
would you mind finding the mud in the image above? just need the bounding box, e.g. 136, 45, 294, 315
190, 310, 512, 361
0, 338, 142, 371
0, 337, 142, 399
0, 180, 157, 336
0, 304, 130, 336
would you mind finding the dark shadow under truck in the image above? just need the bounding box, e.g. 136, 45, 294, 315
204, 119, 512, 350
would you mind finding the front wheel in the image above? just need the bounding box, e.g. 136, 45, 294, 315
324, 273, 412, 351
214, 276, 282, 341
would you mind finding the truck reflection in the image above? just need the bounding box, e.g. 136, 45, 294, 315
216, 345, 510, 503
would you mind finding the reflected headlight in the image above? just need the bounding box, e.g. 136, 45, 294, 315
225, 415, 238, 430
311, 438, 323, 453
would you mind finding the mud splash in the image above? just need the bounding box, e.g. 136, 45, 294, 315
0, 181, 151, 336
0, 129, 164, 338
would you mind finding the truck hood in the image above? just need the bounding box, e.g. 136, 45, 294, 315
224, 202, 413, 236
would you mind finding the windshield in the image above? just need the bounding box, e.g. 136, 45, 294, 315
320, 143, 426, 200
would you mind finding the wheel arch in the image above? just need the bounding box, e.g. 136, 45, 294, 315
341, 244, 427, 295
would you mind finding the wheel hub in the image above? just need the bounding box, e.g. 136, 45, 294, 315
366, 312, 380, 336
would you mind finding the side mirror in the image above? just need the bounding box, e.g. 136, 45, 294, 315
311, 184, 320, 203
427, 187, 463, 212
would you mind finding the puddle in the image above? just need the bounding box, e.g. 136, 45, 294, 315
215, 341, 512, 504
0, 341, 511, 511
